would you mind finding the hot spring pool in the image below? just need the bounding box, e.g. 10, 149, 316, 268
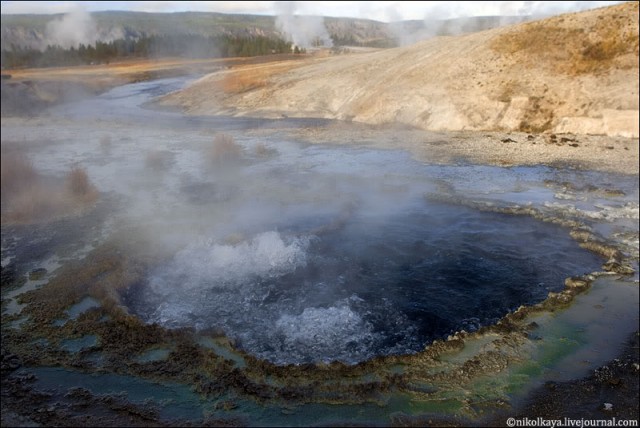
2, 75, 637, 425
123, 199, 603, 365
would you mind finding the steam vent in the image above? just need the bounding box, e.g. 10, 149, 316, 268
2, 1, 638, 426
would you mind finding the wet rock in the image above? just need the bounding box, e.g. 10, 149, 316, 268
214, 400, 238, 411
0, 349, 23, 372
28, 268, 47, 281
564, 276, 590, 290
64, 387, 93, 401
421, 338, 465, 359
526, 321, 539, 330
594, 365, 614, 383
578, 241, 623, 260
546, 291, 573, 305
0, 264, 18, 288
0, 411, 40, 428
607, 377, 621, 386
603, 188, 626, 197
602, 258, 635, 275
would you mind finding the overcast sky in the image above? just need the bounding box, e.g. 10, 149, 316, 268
0, 1, 627, 21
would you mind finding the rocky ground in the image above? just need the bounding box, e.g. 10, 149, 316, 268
1, 4, 638, 426
154, 2, 639, 177
278, 123, 640, 175
158, 2, 639, 140
2, 330, 638, 427
0, 54, 308, 117
486, 331, 640, 427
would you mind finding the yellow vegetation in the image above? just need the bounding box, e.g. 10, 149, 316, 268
208, 133, 243, 164
1, 149, 98, 224
218, 61, 305, 94
0, 151, 37, 195
66, 165, 97, 201
491, 2, 639, 75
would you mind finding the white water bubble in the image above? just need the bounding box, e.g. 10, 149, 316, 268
149, 231, 310, 296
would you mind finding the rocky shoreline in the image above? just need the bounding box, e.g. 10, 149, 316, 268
277, 123, 640, 176
1, 124, 637, 425
488, 330, 640, 426
2, 330, 637, 427
1, 54, 638, 424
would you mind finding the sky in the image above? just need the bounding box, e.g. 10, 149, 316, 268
0, 1, 628, 22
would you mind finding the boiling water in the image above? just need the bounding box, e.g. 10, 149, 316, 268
124, 197, 602, 365
2, 76, 634, 367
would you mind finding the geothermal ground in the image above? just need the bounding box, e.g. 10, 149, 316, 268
1, 3, 639, 426
1, 71, 638, 426
158, 2, 639, 140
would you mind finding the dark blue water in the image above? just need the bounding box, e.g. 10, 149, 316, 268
250, 204, 602, 364
126, 197, 603, 366
27, 74, 611, 365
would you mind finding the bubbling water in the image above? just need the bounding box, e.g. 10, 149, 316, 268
91, 77, 607, 365
148, 231, 310, 295
126, 202, 603, 365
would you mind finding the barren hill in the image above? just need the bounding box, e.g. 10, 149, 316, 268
159, 2, 639, 138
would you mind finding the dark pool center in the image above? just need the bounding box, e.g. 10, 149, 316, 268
123, 177, 607, 366
3, 76, 638, 376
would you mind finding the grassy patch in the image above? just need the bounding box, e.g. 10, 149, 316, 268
218, 61, 304, 94
220, 70, 269, 94
491, 2, 639, 75
208, 133, 243, 165
0, 150, 37, 196
67, 166, 93, 197
253, 142, 277, 157
1, 149, 98, 224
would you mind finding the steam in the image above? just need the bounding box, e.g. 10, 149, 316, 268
275, 1, 333, 49
5, 70, 630, 366
386, 0, 537, 47
149, 231, 311, 294
45, 6, 97, 48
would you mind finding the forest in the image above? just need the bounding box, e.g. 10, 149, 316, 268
1, 33, 304, 69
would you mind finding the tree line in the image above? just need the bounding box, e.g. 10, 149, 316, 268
1, 34, 304, 69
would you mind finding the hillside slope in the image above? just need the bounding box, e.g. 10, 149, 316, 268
0, 11, 389, 50
1, 10, 533, 51
160, 2, 639, 138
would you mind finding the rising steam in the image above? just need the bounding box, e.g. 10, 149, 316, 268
275, 1, 333, 49
45, 5, 97, 48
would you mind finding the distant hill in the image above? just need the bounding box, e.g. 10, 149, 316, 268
1, 10, 535, 51
158, 2, 639, 138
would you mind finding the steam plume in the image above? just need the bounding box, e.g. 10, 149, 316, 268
275, 1, 333, 49
45, 5, 97, 48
